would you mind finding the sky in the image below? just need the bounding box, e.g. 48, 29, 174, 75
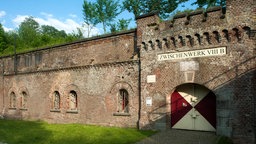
0, 0, 196, 37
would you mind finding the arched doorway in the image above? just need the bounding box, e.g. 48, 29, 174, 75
171, 83, 216, 131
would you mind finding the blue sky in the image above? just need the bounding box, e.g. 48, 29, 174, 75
0, 0, 196, 37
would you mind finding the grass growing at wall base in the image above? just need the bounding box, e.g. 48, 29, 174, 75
0, 119, 156, 144
217, 136, 233, 144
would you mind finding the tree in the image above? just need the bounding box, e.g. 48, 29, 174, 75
117, 18, 131, 31
109, 23, 117, 33
123, 0, 226, 19
41, 25, 66, 38
110, 18, 131, 33
0, 23, 8, 53
18, 16, 41, 47
193, 0, 226, 8
123, 0, 188, 19
40, 25, 68, 45
94, 0, 123, 33
82, 0, 99, 37
122, 0, 142, 17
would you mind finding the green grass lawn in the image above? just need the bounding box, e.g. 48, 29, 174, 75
0, 119, 156, 144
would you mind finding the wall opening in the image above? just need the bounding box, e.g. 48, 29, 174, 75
170, 83, 216, 132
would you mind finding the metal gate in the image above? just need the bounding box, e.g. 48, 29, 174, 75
171, 84, 216, 131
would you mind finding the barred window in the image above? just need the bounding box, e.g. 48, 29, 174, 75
118, 89, 129, 113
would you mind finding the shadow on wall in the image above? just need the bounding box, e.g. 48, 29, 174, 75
214, 69, 256, 143
140, 57, 255, 143
145, 103, 168, 130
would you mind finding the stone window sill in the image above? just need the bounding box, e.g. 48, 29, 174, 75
66, 110, 78, 114
19, 108, 28, 111
113, 112, 131, 116
50, 109, 61, 112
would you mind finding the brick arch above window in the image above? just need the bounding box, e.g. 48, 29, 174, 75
50, 91, 61, 112
109, 81, 134, 95
64, 84, 80, 96
18, 87, 29, 110
8, 87, 18, 109
18, 87, 29, 97
65, 84, 80, 113
110, 82, 134, 116
8, 87, 18, 97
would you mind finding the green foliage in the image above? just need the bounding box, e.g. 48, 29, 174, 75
18, 16, 41, 48
122, 0, 142, 17
41, 25, 67, 38
82, 0, 100, 37
123, 0, 226, 19
141, 0, 177, 19
123, 0, 188, 19
192, 0, 226, 8
0, 119, 156, 144
95, 0, 123, 33
110, 18, 131, 32
0, 24, 8, 53
0, 17, 83, 56
82, 0, 124, 34
117, 18, 131, 31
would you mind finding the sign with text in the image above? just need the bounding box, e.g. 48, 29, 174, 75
146, 97, 152, 106
147, 75, 156, 83
158, 47, 226, 61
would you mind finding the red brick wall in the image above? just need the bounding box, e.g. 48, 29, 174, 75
0, 30, 140, 128
136, 0, 255, 143
0, 0, 255, 143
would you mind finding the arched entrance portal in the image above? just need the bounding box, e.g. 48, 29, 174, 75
171, 83, 216, 132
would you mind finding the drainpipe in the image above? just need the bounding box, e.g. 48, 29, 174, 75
134, 29, 142, 129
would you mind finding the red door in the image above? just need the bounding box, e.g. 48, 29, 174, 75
171, 84, 216, 131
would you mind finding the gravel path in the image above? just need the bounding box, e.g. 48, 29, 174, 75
135, 129, 219, 144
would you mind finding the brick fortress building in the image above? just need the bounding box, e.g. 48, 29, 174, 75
0, 0, 255, 143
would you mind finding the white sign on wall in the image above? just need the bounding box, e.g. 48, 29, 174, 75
157, 47, 226, 61
146, 97, 152, 106
147, 75, 156, 83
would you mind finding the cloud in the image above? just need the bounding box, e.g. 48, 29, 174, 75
12, 13, 100, 37
69, 14, 77, 18
40, 12, 53, 18
0, 11, 6, 18
3, 25, 13, 31
13, 15, 29, 27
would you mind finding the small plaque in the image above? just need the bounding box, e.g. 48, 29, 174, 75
146, 97, 152, 106
147, 75, 156, 83
180, 61, 199, 71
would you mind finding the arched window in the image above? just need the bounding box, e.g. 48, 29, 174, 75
118, 89, 129, 113
10, 92, 16, 108
69, 91, 77, 110
52, 91, 60, 110
20, 91, 28, 109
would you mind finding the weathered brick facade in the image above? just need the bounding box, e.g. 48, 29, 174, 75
0, 31, 140, 128
0, 0, 255, 143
